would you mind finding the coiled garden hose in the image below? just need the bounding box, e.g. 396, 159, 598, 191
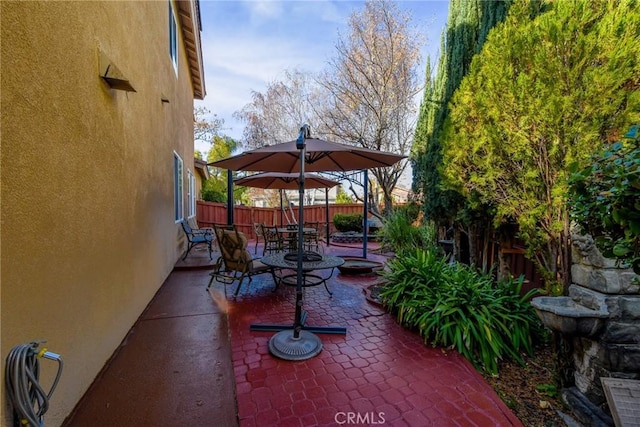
5, 341, 63, 427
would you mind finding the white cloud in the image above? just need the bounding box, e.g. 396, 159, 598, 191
245, 0, 285, 20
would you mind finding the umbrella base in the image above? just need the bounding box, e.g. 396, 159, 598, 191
251, 310, 347, 335
268, 330, 322, 361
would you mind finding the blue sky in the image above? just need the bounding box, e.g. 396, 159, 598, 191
194, 0, 450, 155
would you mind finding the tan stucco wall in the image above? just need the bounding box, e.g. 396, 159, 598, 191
1, 1, 197, 425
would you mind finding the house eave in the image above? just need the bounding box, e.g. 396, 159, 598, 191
177, 0, 205, 100
194, 158, 210, 180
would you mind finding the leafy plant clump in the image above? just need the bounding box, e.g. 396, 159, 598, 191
333, 213, 363, 232
569, 125, 640, 274
380, 248, 541, 375
378, 206, 438, 254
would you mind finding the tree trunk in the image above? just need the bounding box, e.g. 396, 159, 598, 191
468, 223, 479, 268
383, 192, 394, 217
453, 225, 462, 262
497, 227, 514, 281
481, 223, 491, 274
368, 188, 381, 217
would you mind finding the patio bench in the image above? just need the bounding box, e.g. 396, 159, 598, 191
180, 220, 214, 260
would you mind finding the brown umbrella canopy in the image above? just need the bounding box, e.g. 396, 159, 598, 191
234, 172, 339, 190
208, 138, 405, 173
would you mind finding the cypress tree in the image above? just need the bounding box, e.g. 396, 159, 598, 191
413, 0, 513, 224
412, 0, 514, 264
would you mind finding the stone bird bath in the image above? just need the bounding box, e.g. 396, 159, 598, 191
531, 294, 609, 338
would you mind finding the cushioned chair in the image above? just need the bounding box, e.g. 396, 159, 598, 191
180, 220, 214, 260
208, 224, 274, 298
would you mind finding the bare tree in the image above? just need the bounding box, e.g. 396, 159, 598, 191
234, 69, 320, 148
316, 0, 421, 214
194, 106, 224, 145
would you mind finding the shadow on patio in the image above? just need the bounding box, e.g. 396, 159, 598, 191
63, 241, 522, 427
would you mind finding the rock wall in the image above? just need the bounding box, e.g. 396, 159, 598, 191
570, 234, 640, 405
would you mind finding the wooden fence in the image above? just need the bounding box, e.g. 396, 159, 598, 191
483, 240, 544, 295
196, 201, 365, 239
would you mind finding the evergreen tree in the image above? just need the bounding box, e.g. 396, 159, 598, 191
442, 0, 640, 291
412, 0, 514, 264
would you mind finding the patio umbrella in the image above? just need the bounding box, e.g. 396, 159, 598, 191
210, 137, 404, 173
212, 137, 406, 255
234, 172, 339, 238
210, 125, 405, 360
234, 172, 338, 190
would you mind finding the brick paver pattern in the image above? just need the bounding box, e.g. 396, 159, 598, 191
223, 247, 523, 427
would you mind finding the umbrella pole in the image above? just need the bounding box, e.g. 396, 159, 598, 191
227, 170, 234, 225
293, 145, 306, 339
279, 190, 284, 226
325, 188, 330, 247
363, 169, 368, 258
268, 125, 322, 361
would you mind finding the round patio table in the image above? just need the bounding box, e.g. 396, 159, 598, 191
276, 227, 317, 235
261, 252, 343, 293
250, 252, 346, 336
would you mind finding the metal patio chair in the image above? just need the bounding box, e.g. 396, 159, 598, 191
261, 224, 285, 255
180, 220, 214, 260
252, 222, 265, 254
188, 217, 214, 235
303, 221, 322, 253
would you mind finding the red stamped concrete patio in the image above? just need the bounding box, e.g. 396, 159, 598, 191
224, 244, 522, 427
65, 241, 523, 426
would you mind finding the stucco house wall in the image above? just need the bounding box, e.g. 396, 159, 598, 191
1, 1, 204, 425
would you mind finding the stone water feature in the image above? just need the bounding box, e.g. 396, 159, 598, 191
531, 234, 640, 424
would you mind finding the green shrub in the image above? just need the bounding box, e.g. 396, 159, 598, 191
333, 213, 363, 232
379, 248, 449, 324
400, 201, 422, 223
378, 208, 438, 254
380, 247, 540, 375
569, 124, 640, 274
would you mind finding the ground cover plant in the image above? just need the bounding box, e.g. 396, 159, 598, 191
379, 247, 542, 375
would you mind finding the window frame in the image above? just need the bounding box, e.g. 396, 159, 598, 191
187, 169, 196, 219
168, 1, 178, 74
173, 152, 183, 222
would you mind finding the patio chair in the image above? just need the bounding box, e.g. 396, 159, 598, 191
252, 222, 265, 254
261, 225, 284, 255
282, 223, 300, 252
188, 217, 214, 234
208, 224, 274, 298
180, 220, 214, 260
303, 221, 322, 253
